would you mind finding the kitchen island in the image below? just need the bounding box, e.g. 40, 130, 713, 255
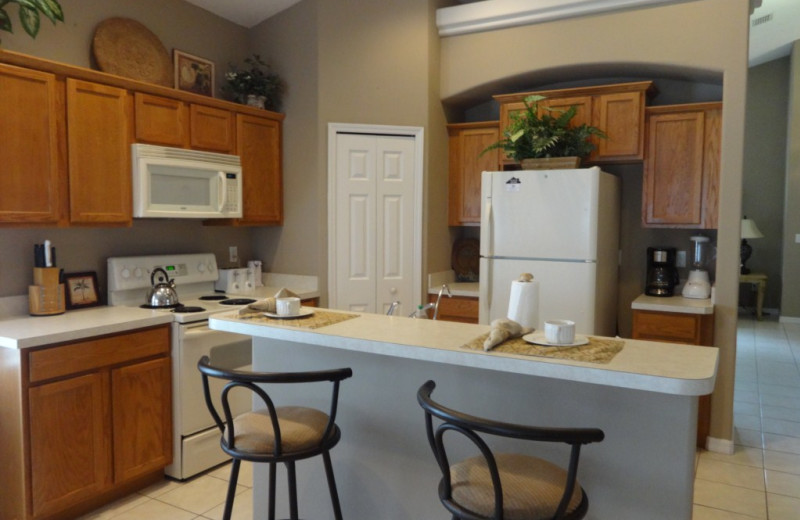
210, 309, 718, 520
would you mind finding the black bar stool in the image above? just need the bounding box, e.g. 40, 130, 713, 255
198, 355, 352, 520
417, 380, 604, 520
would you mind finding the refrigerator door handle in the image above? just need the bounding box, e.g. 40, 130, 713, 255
480, 199, 492, 257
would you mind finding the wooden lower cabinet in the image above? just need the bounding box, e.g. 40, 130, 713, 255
632, 309, 714, 447
428, 294, 479, 324
0, 325, 171, 520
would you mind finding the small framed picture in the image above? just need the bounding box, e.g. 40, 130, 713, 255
64, 272, 100, 310
173, 49, 215, 97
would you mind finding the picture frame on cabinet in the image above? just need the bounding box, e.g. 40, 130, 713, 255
173, 49, 215, 97
64, 271, 100, 309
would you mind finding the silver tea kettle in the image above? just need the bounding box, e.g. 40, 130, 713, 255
147, 267, 179, 307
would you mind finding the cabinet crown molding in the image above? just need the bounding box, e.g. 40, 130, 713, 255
437, 0, 700, 37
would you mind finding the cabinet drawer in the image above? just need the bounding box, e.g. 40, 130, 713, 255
29, 325, 170, 383
429, 295, 479, 323
632, 310, 704, 344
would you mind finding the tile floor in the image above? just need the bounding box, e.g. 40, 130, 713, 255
77, 316, 800, 519
693, 316, 800, 519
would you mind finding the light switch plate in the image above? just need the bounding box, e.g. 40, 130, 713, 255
229, 246, 238, 263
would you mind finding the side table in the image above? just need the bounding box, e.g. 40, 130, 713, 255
740, 272, 767, 320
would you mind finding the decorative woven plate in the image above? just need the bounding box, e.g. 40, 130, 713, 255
451, 238, 479, 282
92, 17, 172, 87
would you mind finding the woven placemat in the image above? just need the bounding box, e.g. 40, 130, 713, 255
462, 333, 624, 364
237, 309, 359, 330
92, 17, 172, 86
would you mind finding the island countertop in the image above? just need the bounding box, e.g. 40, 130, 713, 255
210, 309, 718, 396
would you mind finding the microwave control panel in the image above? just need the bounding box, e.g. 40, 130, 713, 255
224, 173, 240, 213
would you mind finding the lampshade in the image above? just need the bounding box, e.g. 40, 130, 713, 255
741, 217, 764, 240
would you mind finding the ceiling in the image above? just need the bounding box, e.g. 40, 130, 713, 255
182, 0, 799, 67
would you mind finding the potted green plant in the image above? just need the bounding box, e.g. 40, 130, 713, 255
483, 94, 606, 169
0, 0, 64, 41
221, 54, 284, 111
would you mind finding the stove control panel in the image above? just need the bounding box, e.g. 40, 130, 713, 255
108, 253, 218, 291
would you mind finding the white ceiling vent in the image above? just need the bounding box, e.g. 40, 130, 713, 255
751, 12, 773, 27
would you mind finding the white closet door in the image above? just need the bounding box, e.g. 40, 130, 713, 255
332, 133, 416, 314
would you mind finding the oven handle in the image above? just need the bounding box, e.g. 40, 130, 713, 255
181, 322, 230, 339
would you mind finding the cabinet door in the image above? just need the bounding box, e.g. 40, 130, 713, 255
134, 93, 188, 147
0, 64, 64, 224
448, 123, 499, 225
642, 110, 705, 227
66, 79, 132, 224
236, 114, 282, 225
112, 357, 172, 483
190, 104, 234, 153
29, 372, 111, 518
428, 294, 479, 323
593, 91, 645, 162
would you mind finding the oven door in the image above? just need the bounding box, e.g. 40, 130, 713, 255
175, 322, 252, 436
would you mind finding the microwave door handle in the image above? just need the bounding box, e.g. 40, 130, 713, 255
217, 171, 227, 212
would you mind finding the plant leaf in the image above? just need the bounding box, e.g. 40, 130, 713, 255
0, 8, 12, 33
31, 0, 63, 23
19, 5, 40, 37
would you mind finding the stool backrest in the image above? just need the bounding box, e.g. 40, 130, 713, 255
417, 380, 604, 520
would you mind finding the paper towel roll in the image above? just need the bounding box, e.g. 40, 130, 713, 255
507, 279, 539, 329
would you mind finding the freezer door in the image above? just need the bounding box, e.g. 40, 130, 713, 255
480, 168, 601, 260
480, 257, 615, 336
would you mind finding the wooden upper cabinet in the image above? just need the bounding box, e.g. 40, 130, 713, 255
190, 104, 235, 153
134, 93, 188, 147
0, 63, 64, 225
236, 113, 283, 225
66, 79, 133, 225
448, 122, 499, 226
494, 82, 654, 165
592, 90, 646, 162
642, 102, 721, 229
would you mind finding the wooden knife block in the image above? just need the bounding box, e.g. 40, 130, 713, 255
29, 268, 65, 316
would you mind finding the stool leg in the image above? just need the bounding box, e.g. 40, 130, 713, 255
322, 450, 343, 520
268, 462, 277, 520
286, 460, 299, 520
222, 459, 241, 520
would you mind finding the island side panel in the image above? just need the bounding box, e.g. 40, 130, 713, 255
250, 337, 697, 520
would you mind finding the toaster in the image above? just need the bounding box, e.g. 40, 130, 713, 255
215, 268, 255, 295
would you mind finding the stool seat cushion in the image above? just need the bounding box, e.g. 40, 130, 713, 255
226, 406, 330, 454
449, 453, 583, 520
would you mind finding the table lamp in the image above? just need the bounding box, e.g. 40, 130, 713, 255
740, 216, 764, 274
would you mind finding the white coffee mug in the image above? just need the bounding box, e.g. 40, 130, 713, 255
276, 297, 301, 316
544, 319, 576, 345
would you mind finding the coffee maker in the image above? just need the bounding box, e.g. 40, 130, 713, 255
645, 247, 679, 297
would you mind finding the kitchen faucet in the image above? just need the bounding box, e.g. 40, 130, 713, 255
386, 301, 400, 316
432, 283, 452, 320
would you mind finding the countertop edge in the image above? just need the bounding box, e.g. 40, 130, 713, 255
210, 313, 718, 397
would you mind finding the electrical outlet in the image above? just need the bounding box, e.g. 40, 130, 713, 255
796, 233, 800, 244
229, 246, 238, 264
676, 250, 687, 268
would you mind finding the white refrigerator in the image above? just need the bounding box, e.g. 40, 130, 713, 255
479, 167, 620, 336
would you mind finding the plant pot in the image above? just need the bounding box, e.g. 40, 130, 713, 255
246, 94, 267, 109
520, 156, 582, 170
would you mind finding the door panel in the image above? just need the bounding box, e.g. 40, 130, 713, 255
333, 132, 416, 315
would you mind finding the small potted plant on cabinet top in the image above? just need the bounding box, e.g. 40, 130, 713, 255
222, 54, 284, 111
483, 95, 605, 169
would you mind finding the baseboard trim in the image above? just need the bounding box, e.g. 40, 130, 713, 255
706, 436, 734, 454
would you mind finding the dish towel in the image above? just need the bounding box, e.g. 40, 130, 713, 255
483, 318, 533, 351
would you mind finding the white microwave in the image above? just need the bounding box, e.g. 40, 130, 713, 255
132, 144, 243, 219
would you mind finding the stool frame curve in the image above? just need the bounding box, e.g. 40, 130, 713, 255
417, 380, 604, 520
198, 355, 353, 520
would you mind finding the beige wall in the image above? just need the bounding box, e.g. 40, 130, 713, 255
783, 42, 800, 318
0, 0, 252, 298
440, 0, 750, 443
743, 58, 790, 312
249, 0, 453, 305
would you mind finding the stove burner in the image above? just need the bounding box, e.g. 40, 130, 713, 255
219, 298, 257, 306
172, 305, 206, 313
199, 294, 228, 301
140, 303, 181, 310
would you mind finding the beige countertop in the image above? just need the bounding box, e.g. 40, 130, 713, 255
211, 307, 719, 396
632, 294, 714, 315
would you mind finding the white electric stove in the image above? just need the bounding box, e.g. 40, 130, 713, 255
107, 253, 254, 480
